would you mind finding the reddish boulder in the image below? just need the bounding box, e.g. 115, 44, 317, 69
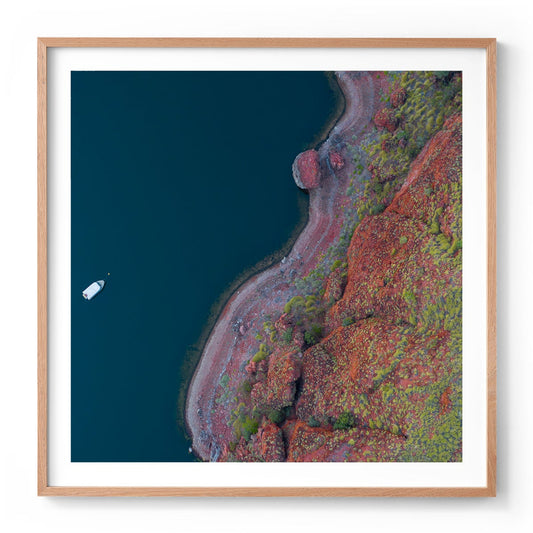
245, 361, 257, 374
256, 423, 286, 462
329, 150, 344, 170
252, 350, 302, 411
256, 360, 268, 374
292, 150, 321, 189
374, 107, 398, 133
390, 87, 407, 108
274, 312, 293, 334
323, 266, 346, 305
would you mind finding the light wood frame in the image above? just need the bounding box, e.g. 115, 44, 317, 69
37, 37, 497, 497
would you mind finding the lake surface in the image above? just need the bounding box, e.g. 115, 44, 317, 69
71, 71, 337, 461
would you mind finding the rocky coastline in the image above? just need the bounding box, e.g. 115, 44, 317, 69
185, 70, 463, 463
185, 71, 379, 460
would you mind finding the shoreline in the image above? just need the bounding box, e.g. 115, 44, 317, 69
306, 71, 347, 151
177, 193, 309, 438
185, 71, 378, 460
178, 73, 345, 441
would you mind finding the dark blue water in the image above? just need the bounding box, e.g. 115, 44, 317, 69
71, 71, 337, 461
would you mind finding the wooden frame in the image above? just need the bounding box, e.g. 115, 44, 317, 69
37, 37, 497, 497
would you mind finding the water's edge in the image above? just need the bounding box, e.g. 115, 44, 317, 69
176, 72, 346, 442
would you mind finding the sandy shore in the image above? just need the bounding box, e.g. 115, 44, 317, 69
185, 71, 379, 461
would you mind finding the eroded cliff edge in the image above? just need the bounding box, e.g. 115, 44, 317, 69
185, 71, 462, 462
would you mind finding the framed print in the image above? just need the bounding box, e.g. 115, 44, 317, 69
37, 38, 496, 496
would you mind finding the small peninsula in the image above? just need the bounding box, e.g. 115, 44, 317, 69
185, 70, 463, 462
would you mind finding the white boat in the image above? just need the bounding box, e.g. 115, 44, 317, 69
82, 280, 106, 300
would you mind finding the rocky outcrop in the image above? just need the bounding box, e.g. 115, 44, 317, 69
373, 107, 399, 133
230, 112, 461, 462
323, 266, 347, 305
329, 150, 344, 170
390, 87, 407, 108
251, 350, 301, 412
288, 113, 462, 462
292, 149, 321, 189
255, 423, 286, 462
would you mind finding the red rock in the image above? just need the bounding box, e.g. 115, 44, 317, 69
329, 150, 344, 170
253, 350, 302, 411
292, 329, 305, 348
256, 423, 286, 462
390, 87, 407, 108
274, 312, 293, 333
374, 107, 398, 133
245, 361, 257, 374
323, 267, 346, 304
292, 150, 321, 189
257, 360, 268, 374
439, 387, 452, 414
389, 114, 462, 235
233, 438, 254, 462
251, 382, 265, 403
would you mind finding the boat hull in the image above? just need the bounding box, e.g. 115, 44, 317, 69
82, 280, 105, 300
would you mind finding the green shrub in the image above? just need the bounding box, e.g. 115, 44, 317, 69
251, 346, 268, 363
267, 409, 286, 425
306, 295, 317, 305
308, 415, 321, 428
402, 288, 416, 304
241, 416, 259, 441
436, 233, 451, 250
282, 327, 293, 344
370, 203, 386, 215
342, 317, 354, 327
239, 379, 253, 395
284, 295, 305, 314
381, 383, 394, 402
251, 352, 263, 363
304, 324, 323, 346
448, 237, 462, 254
333, 411, 356, 430
304, 331, 315, 345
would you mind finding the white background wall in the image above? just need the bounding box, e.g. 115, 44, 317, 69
0, 1, 531, 532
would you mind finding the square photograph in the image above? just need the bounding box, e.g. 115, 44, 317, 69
70, 70, 462, 463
